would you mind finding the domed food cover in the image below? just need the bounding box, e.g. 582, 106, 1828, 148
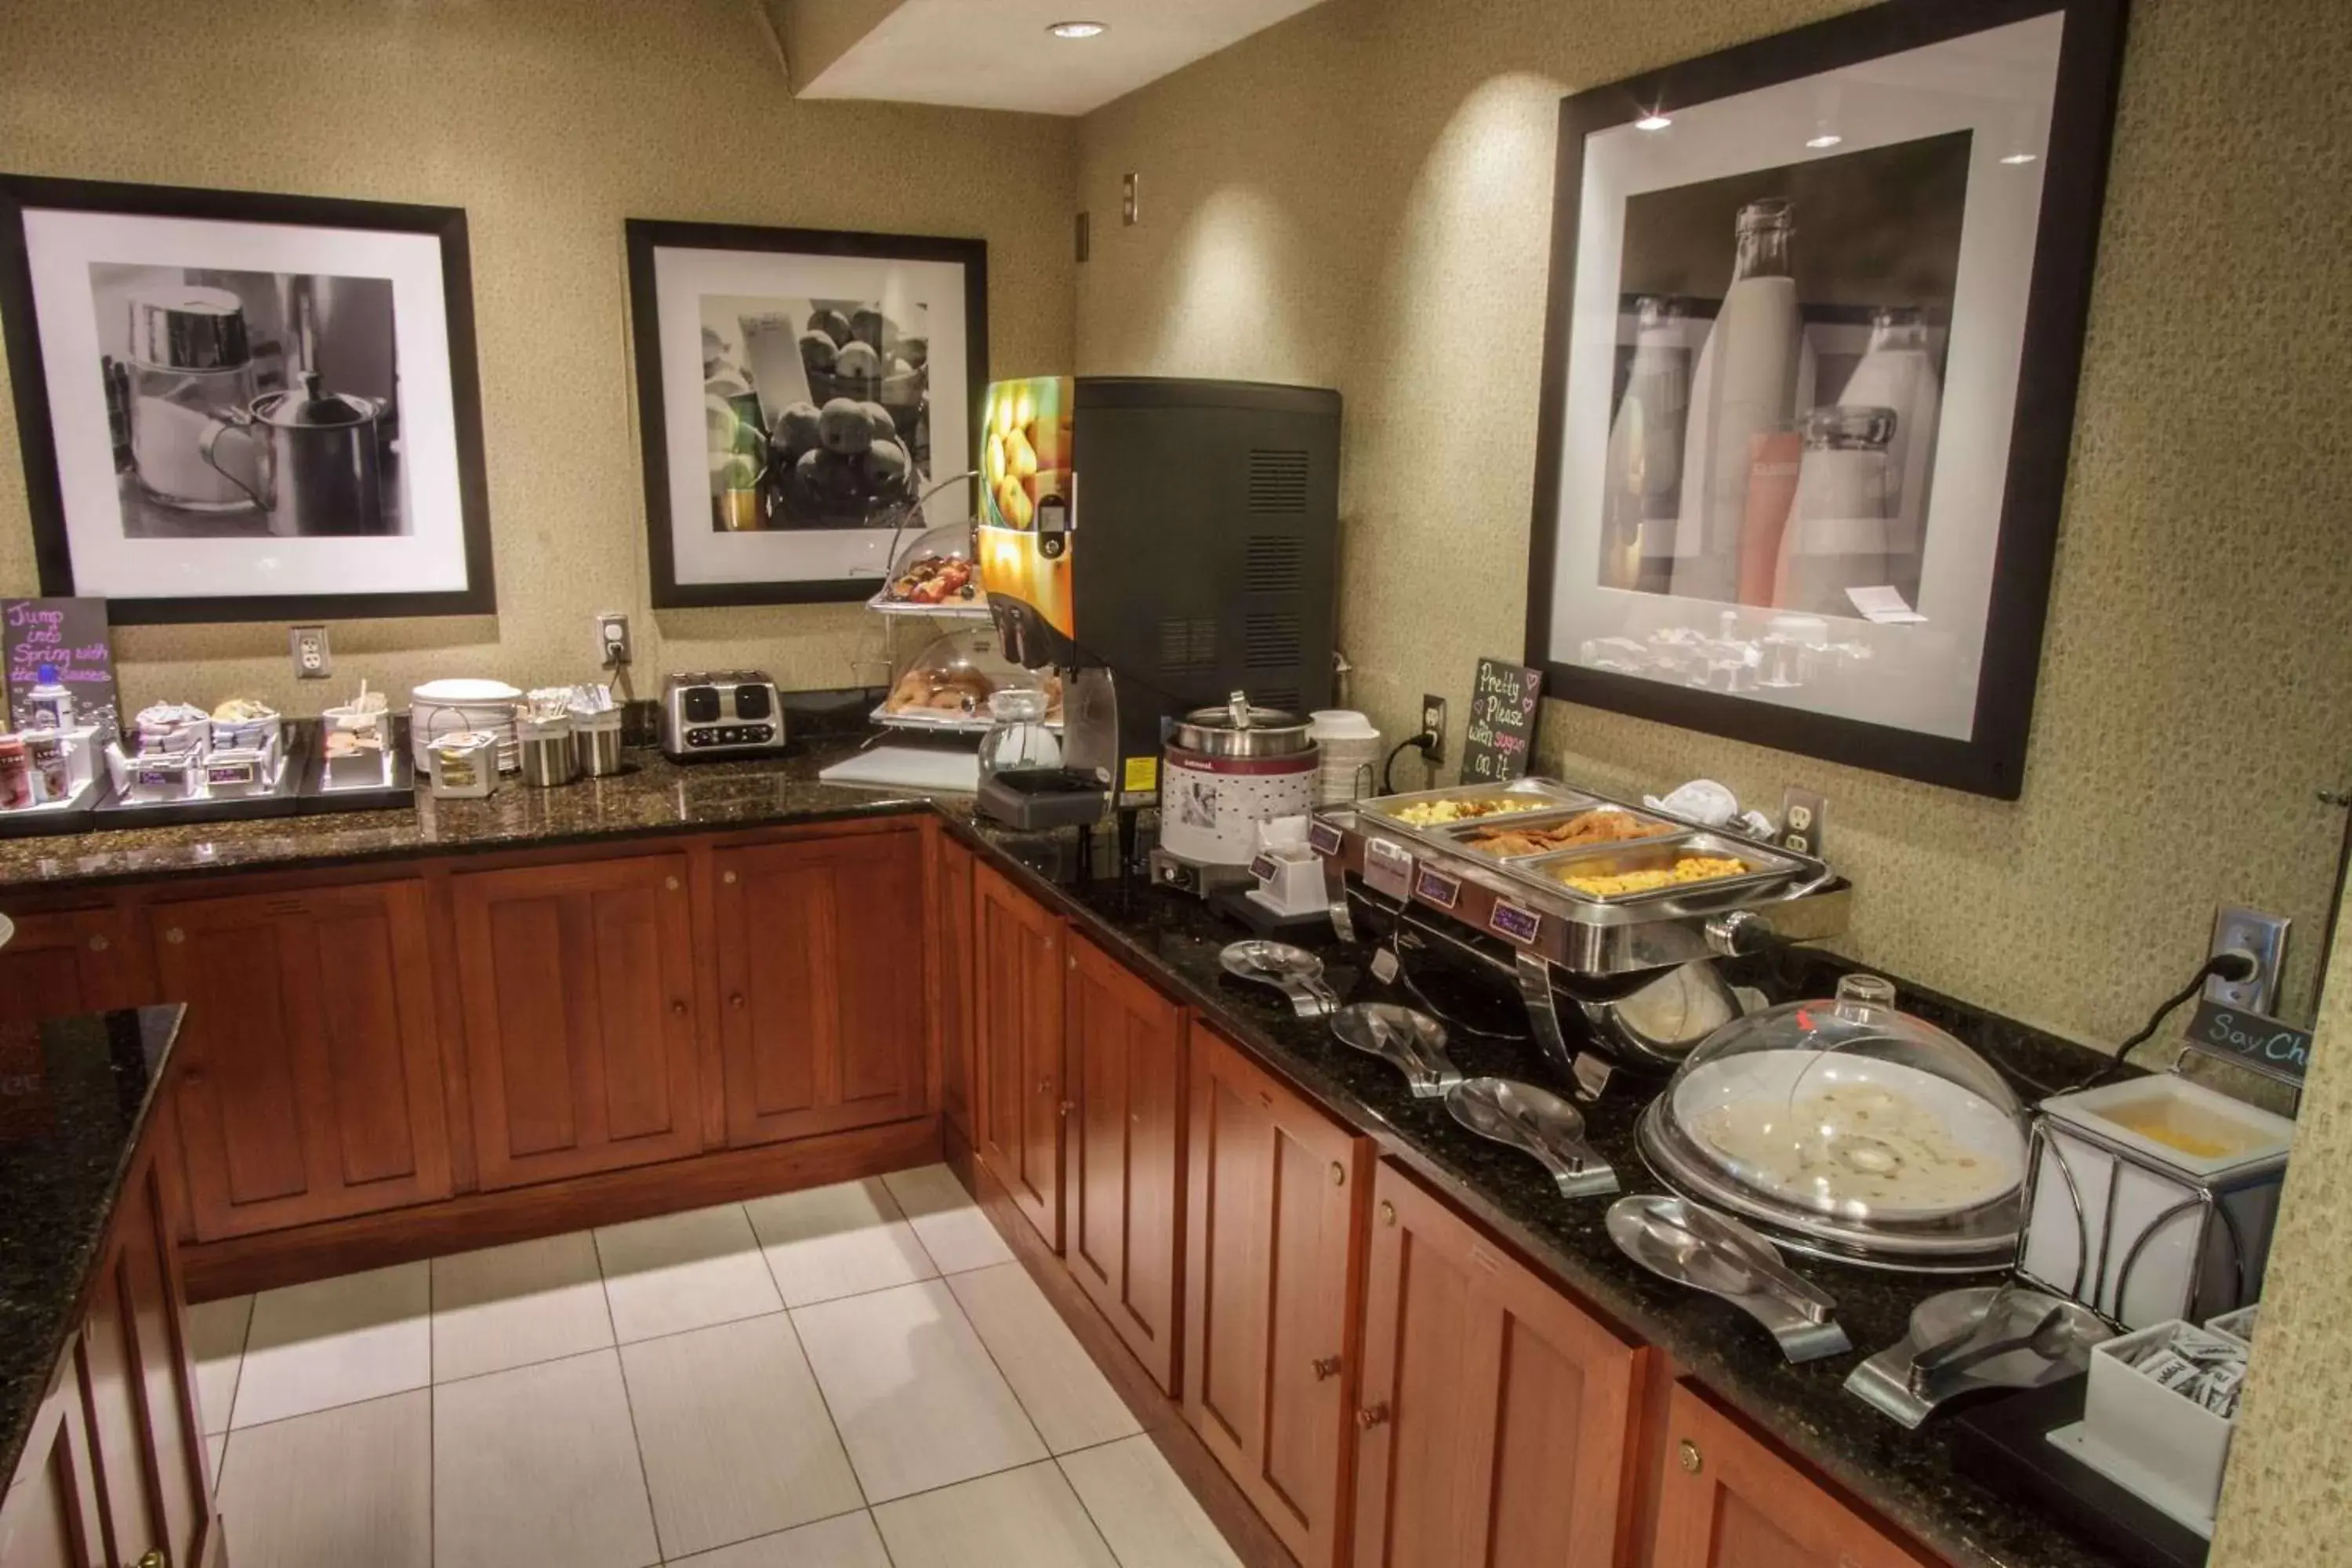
1636, 975, 2028, 1270
873, 518, 985, 612
879, 625, 1060, 727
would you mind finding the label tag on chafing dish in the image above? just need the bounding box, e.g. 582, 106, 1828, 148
1412, 866, 1461, 910
1308, 821, 1345, 858
1488, 899, 1542, 946
1363, 837, 1413, 901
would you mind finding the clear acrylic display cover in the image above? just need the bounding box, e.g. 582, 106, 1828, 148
875, 625, 1060, 735
869, 518, 988, 618
1636, 974, 2029, 1268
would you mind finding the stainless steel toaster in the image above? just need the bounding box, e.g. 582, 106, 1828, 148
659, 670, 786, 760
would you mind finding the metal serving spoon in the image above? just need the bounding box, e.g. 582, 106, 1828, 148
1444, 1076, 1617, 1198
1331, 1004, 1462, 1097
1606, 1194, 1852, 1363
1218, 939, 1340, 1018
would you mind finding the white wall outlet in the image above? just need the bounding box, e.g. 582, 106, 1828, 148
596, 612, 632, 667
1418, 694, 1447, 764
2207, 906, 2288, 1014
290, 625, 332, 681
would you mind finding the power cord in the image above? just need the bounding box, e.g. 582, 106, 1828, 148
1380, 730, 1439, 795
2052, 949, 2259, 1096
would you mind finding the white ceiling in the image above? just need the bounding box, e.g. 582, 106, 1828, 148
792, 0, 1332, 117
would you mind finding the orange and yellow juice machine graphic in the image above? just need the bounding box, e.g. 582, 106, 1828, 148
975, 376, 1076, 667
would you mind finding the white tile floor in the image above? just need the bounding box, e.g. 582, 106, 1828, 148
189, 1163, 1241, 1568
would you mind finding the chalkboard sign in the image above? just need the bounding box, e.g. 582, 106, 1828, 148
2182, 997, 2313, 1087
3, 598, 118, 746
1461, 657, 1541, 784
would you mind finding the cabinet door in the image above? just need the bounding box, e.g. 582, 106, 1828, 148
0, 907, 142, 1025
713, 831, 928, 1146
155, 882, 453, 1240
938, 837, 977, 1142
1653, 1383, 1932, 1568
0, 1343, 103, 1567
1065, 931, 1186, 1395
453, 855, 702, 1189
1352, 1162, 1640, 1568
1185, 1025, 1366, 1568
971, 861, 1065, 1250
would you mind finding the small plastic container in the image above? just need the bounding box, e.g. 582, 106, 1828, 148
428, 731, 499, 799
2079, 1319, 2246, 1530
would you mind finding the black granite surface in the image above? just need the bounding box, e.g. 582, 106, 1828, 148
0, 1005, 186, 1487
0, 743, 2130, 1567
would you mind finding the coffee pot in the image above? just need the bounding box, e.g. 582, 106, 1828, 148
200, 371, 390, 536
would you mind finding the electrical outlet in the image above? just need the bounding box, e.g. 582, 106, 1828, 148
596, 612, 632, 667
1121, 172, 1139, 227
290, 625, 331, 681
2207, 906, 2288, 1014
1780, 786, 1828, 859
1418, 694, 1447, 764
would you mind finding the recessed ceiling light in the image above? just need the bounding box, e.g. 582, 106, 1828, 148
1047, 20, 1106, 38
1634, 113, 1673, 132
2000, 151, 2038, 165
1806, 133, 1843, 149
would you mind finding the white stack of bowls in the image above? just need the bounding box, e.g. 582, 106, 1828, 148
1308, 710, 1380, 804
409, 679, 523, 773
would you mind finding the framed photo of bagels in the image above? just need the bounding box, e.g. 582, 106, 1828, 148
625, 218, 987, 608
1520, 0, 2126, 798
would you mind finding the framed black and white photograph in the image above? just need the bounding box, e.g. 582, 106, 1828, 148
1523, 0, 2126, 797
626, 219, 985, 608
0, 175, 495, 623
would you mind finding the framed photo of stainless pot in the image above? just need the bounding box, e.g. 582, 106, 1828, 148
0, 175, 495, 623
625, 218, 985, 608
1522, 0, 2126, 798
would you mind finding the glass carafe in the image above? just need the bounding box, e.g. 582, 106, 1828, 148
977, 686, 1062, 784
1773, 405, 1896, 616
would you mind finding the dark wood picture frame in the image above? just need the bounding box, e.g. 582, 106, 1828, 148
1523, 0, 2128, 799
625, 219, 989, 609
0, 174, 495, 624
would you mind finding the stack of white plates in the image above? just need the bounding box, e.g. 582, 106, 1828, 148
1309, 710, 1381, 805
409, 679, 523, 773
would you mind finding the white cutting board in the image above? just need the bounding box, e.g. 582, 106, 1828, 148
818, 746, 979, 793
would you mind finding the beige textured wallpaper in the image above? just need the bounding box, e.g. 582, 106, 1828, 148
1074, 0, 2352, 1052
0, 0, 1074, 715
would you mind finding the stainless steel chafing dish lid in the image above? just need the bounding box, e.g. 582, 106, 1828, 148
1171, 690, 1313, 757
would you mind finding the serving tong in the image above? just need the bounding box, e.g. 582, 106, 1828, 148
1606, 1195, 1852, 1363
1330, 1004, 1462, 1096
1445, 1077, 1617, 1198
1218, 940, 1340, 1018
1844, 1283, 2111, 1428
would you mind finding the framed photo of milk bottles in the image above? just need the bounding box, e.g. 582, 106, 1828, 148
1523, 0, 2125, 797
0, 176, 495, 623
625, 219, 986, 608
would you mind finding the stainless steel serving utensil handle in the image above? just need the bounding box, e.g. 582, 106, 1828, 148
1514, 951, 1577, 1080
1294, 972, 1339, 1017
1909, 1306, 2071, 1402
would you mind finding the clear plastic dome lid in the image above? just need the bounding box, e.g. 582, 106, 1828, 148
1638, 975, 2029, 1269
880, 626, 1062, 724
876, 518, 983, 608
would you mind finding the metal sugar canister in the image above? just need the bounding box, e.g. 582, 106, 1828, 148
517, 711, 579, 787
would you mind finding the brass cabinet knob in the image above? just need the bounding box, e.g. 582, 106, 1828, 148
88, 933, 110, 952
1328, 1160, 1345, 1187
1312, 1354, 1341, 1381
136, 1551, 169, 1568
728, 993, 746, 1010
665, 876, 681, 891
1678, 1439, 1702, 1474
670, 1000, 688, 1017
1378, 1200, 1396, 1227
1060, 1099, 1075, 1117
722, 869, 738, 884
1356, 1403, 1390, 1429
165, 927, 184, 945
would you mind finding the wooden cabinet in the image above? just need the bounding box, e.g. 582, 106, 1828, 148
452, 854, 702, 1189
711, 830, 929, 1146
1185, 1025, 1368, 1568
936, 836, 977, 1142
1065, 931, 1187, 1396
1652, 1383, 1932, 1568
153, 881, 452, 1240
971, 860, 1065, 1250
2, 1147, 216, 1568
1351, 1162, 1642, 1568
0, 907, 143, 1025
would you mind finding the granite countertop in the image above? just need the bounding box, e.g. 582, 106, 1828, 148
0, 1005, 186, 1486
0, 742, 2125, 1568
